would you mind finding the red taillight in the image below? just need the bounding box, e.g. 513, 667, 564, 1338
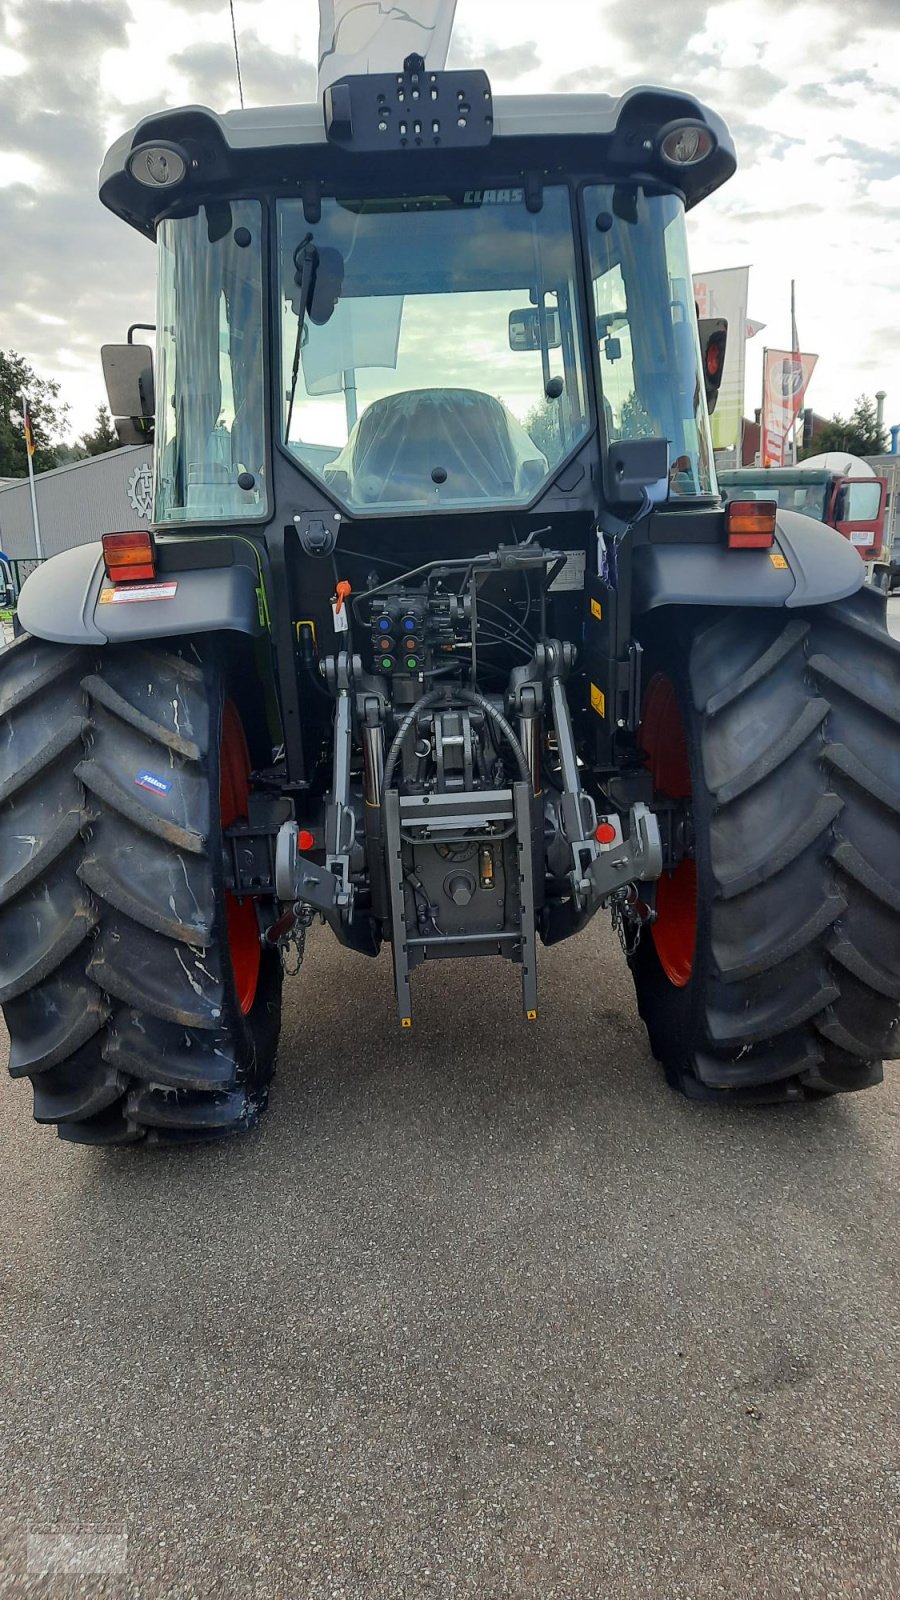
725, 499, 776, 549
705, 334, 725, 379
102, 530, 156, 583
297, 829, 316, 852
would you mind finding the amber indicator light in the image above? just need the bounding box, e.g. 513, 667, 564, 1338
725, 499, 776, 549
102, 530, 156, 583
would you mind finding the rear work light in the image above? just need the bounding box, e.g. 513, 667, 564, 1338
725, 500, 777, 549
658, 121, 717, 167
102, 530, 156, 583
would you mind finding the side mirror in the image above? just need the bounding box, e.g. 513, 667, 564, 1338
508, 307, 561, 352
101, 343, 155, 420
698, 317, 727, 414
114, 417, 154, 447
605, 437, 670, 509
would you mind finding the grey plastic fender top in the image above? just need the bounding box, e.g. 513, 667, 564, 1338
633, 510, 866, 613
17, 544, 108, 644
17, 541, 265, 645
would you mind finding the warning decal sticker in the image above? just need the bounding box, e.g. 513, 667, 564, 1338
99, 582, 178, 605
590, 683, 606, 718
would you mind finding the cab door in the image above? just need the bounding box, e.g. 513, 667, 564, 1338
830, 477, 887, 559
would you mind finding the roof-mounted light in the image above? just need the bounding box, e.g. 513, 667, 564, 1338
658, 121, 717, 167
126, 141, 190, 189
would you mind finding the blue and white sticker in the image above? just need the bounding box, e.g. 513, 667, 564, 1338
135, 770, 173, 796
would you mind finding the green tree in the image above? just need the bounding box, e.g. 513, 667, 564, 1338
0, 350, 70, 477
78, 406, 120, 457
800, 395, 887, 460
618, 391, 657, 440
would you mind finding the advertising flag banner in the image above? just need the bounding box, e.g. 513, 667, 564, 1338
318, 1, 458, 94
692, 267, 749, 451
761, 348, 818, 467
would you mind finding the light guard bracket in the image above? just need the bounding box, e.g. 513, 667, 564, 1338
324, 55, 493, 152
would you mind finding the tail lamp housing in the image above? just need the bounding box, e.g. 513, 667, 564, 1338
725, 500, 777, 549
102, 530, 157, 583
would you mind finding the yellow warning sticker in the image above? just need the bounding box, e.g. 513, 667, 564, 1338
401, 1017, 412, 1030
590, 683, 606, 718
590, 597, 603, 621
770, 553, 789, 570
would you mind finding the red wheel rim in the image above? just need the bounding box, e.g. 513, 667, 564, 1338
220, 699, 261, 1016
639, 673, 696, 987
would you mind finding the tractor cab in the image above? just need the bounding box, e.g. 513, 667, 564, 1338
98, 60, 734, 533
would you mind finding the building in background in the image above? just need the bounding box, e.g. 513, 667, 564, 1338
0, 447, 151, 584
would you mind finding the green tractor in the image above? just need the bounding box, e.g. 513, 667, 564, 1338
3, 60, 898, 1144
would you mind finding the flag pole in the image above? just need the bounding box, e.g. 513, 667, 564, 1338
22, 395, 44, 562
760, 346, 767, 466
789, 280, 799, 464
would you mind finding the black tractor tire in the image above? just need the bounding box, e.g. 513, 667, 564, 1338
630, 585, 900, 1103
0, 634, 282, 1144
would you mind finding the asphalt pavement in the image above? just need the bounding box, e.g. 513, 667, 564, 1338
1, 910, 898, 1600
0, 586, 898, 1597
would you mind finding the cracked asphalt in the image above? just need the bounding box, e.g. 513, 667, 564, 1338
1, 909, 898, 1600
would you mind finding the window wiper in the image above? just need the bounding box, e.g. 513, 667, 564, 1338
285, 233, 319, 442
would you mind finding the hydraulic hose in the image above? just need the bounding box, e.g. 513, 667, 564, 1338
457, 688, 531, 787
382, 689, 449, 793
382, 687, 531, 791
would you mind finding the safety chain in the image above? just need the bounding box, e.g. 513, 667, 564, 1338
280, 903, 315, 976
610, 885, 655, 958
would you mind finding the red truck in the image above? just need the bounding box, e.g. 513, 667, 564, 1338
719, 455, 888, 562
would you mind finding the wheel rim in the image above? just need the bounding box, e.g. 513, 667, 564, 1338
640, 672, 696, 987
220, 699, 261, 1016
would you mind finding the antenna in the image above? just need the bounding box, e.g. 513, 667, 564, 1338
229, 0, 245, 108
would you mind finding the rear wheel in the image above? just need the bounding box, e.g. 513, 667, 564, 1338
630, 586, 900, 1103
0, 634, 282, 1143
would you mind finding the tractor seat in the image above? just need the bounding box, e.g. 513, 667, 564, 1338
323, 388, 546, 506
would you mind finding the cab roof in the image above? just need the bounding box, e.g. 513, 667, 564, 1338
100, 83, 736, 238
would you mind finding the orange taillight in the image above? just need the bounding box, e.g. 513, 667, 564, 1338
102, 530, 156, 583
725, 499, 777, 549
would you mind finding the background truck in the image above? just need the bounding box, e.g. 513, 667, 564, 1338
719, 454, 888, 562
1, 58, 898, 1146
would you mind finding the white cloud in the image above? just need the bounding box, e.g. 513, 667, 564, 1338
1, 0, 898, 434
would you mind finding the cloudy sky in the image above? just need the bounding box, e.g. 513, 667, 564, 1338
1, 0, 898, 439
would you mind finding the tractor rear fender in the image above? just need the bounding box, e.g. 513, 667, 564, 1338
633, 509, 865, 614
16, 540, 266, 646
